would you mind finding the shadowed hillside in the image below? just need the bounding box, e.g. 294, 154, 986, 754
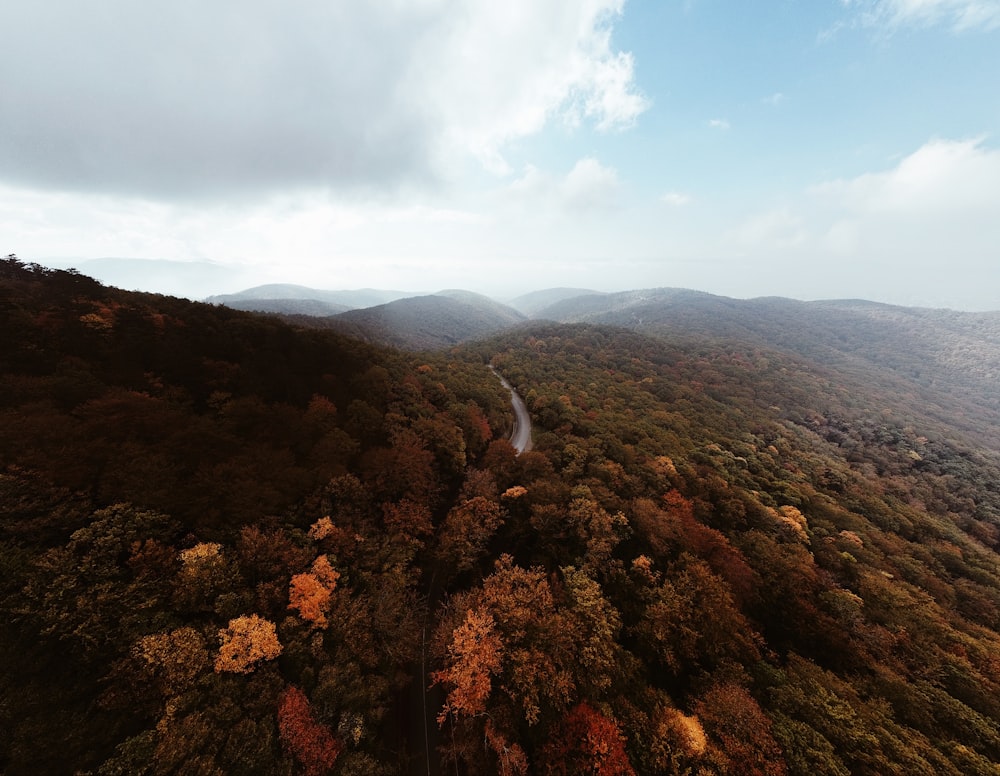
309, 292, 527, 350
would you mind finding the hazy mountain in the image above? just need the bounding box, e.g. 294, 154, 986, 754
436, 289, 533, 322
506, 287, 604, 316
312, 293, 527, 350
215, 298, 351, 316
531, 287, 713, 322
533, 286, 1000, 447
206, 284, 420, 310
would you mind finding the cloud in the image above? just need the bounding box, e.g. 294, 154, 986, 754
762, 92, 785, 106
508, 157, 621, 212
0, 0, 647, 199
660, 191, 692, 206
726, 138, 1000, 307
812, 137, 1000, 215
708, 118, 731, 130
733, 208, 807, 250
848, 0, 1000, 31
561, 158, 621, 210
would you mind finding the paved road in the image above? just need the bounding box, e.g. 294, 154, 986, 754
490, 366, 533, 454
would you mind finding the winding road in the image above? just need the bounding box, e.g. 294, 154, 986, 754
490, 366, 533, 454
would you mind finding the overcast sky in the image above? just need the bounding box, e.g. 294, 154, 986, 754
3, 0, 999, 308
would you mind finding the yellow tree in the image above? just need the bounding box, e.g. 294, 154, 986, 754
214, 614, 282, 674
288, 555, 340, 629
432, 607, 504, 724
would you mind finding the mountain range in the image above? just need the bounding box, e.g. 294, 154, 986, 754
210, 282, 1000, 448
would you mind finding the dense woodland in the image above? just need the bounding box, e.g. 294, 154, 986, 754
4, 256, 1000, 774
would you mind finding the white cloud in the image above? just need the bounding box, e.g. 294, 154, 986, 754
0, 0, 647, 198
507, 158, 621, 212
733, 208, 807, 249
762, 92, 785, 106
812, 137, 1000, 215
850, 0, 1000, 31
725, 138, 1000, 308
661, 191, 692, 206
411, 0, 649, 175
708, 118, 731, 130
562, 158, 622, 211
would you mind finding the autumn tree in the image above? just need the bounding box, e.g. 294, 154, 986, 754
26, 503, 175, 656
289, 573, 333, 629
694, 683, 788, 776
561, 566, 625, 694
215, 614, 282, 674
173, 541, 235, 613
435, 496, 505, 574
359, 436, 439, 505
540, 701, 636, 776
381, 498, 433, 548
236, 524, 314, 615
477, 555, 576, 725
133, 626, 209, 697
485, 718, 529, 776
637, 556, 761, 680
432, 607, 504, 724
565, 490, 629, 570
288, 555, 341, 629
645, 705, 708, 773
278, 686, 342, 776
481, 439, 520, 488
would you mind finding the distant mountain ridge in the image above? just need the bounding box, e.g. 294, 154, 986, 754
296, 292, 527, 351
206, 284, 420, 310
529, 286, 1000, 449
206, 284, 1000, 436
216, 298, 351, 316
505, 287, 604, 317
530, 287, 1000, 386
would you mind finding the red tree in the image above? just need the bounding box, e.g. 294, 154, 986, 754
694, 684, 787, 776
540, 701, 636, 776
278, 686, 342, 776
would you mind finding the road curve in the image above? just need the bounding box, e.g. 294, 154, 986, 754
490, 366, 533, 454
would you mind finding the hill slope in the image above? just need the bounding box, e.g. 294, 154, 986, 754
206, 284, 420, 311
315, 292, 527, 350
214, 297, 351, 316
535, 287, 1000, 449
506, 286, 604, 316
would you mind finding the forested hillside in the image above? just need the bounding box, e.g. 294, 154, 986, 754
206, 284, 418, 307
535, 288, 1000, 448
306, 293, 526, 351
4, 257, 1000, 774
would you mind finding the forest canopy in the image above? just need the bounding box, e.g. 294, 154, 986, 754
4, 256, 1000, 774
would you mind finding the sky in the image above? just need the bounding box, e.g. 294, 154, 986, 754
2, 0, 999, 308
